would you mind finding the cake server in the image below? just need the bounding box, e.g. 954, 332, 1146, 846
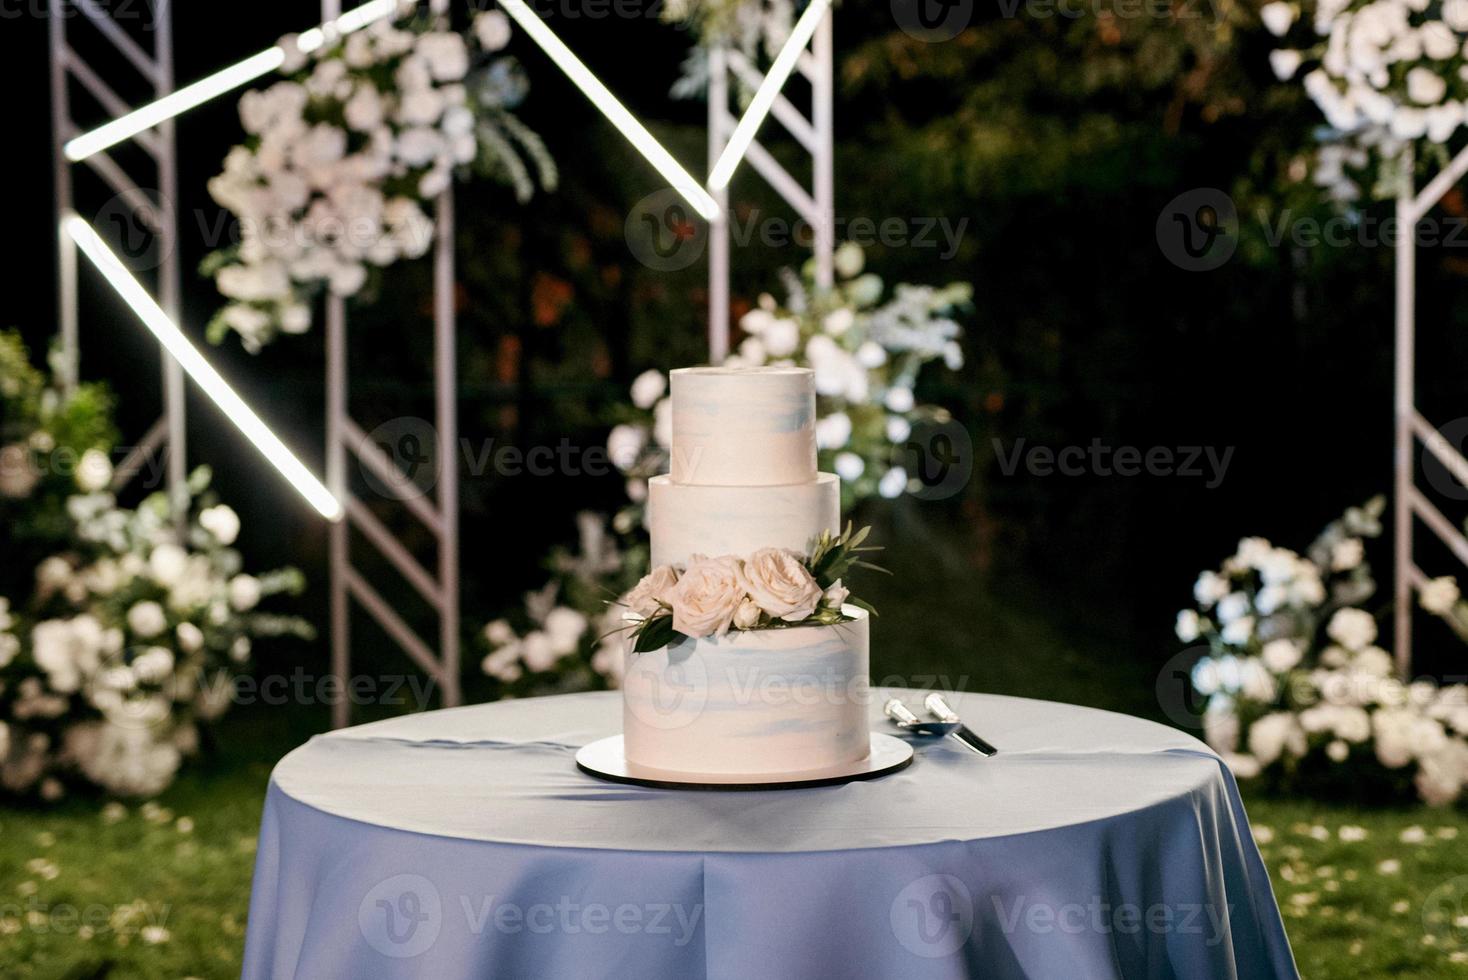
923, 692, 998, 756
883, 698, 961, 737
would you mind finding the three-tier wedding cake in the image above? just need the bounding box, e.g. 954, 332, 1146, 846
619, 366, 874, 780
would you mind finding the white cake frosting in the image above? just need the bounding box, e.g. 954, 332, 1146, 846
623, 608, 870, 777
669, 367, 816, 486
623, 365, 872, 778
647, 473, 840, 569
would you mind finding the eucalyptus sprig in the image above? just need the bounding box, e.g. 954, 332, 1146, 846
807, 522, 888, 591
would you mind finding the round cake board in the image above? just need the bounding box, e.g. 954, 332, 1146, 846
575, 733, 913, 791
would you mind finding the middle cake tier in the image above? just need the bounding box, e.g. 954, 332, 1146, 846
647, 473, 841, 568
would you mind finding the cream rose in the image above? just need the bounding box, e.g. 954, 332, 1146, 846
732, 598, 762, 630
739, 548, 823, 622
669, 555, 745, 637
625, 565, 679, 618
822, 580, 850, 611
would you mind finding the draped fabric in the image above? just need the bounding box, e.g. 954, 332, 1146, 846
242, 690, 1298, 979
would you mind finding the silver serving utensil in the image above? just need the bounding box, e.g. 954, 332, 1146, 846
924, 692, 999, 757
884, 698, 962, 737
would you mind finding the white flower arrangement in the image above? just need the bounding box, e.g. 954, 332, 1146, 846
622, 524, 878, 653
1266, 0, 1468, 200
1177, 496, 1468, 806
205, 8, 555, 350
610, 243, 971, 507
1, 468, 312, 800
480, 512, 645, 691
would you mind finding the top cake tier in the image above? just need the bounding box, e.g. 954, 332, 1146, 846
669, 367, 817, 486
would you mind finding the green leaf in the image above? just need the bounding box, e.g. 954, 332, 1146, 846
631, 614, 685, 653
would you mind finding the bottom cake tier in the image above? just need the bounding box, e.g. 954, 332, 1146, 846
622, 606, 871, 777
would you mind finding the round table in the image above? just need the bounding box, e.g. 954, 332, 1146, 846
242, 690, 1298, 979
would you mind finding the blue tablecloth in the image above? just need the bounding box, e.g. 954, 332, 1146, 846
242, 690, 1298, 979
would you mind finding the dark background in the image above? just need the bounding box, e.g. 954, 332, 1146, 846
5, 0, 1466, 711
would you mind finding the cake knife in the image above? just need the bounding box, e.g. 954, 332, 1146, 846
923, 692, 998, 757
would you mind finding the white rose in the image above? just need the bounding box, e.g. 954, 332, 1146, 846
1259, 1, 1296, 35
833, 241, 864, 278
762, 318, 800, 358
1330, 537, 1363, 572
887, 416, 912, 443
822, 580, 850, 610
1420, 22, 1458, 60
816, 412, 852, 450
228, 575, 262, 612
669, 555, 745, 637
883, 386, 915, 414
823, 308, 855, 336
132, 647, 175, 684
1446, 0, 1468, 30
1419, 576, 1460, 615
1248, 712, 1306, 767
344, 86, 384, 132
878, 466, 908, 499
1215, 592, 1249, 624
0, 443, 39, 499
198, 505, 241, 546
416, 32, 470, 81
148, 544, 189, 587
625, 565, 680, 618
127, 601, 168, 639
1175, 609, 1201, 642
474, 10, 513, 51
630, 370, 667, 410
1326, 739, 1349, 763
1327, 607, 1377, 651
732, 598, 763, 630
1220, 615, 1254, 646
176, 622, 205, 654
1193, 571, 1229, 607
544, 607, 587, 655
1270, 50, 1302, 81
1261, 639, 1302, 673
834, 452, 865, 482
1240, 658, 1278, 702
75, 449, 113, 493
856, 341, 887, 368
484, 618, 516, 646
739, 548, 823, 623
1222, 752, 1262, 780
521, 631, 559, 672
653, 399, 673, 449
1407, 67, 1448, 107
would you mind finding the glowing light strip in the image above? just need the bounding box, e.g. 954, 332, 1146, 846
63, 215, 344, 522
497, 0, 720, 221
63, 0, 399, 163
707, 0, 831, 191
